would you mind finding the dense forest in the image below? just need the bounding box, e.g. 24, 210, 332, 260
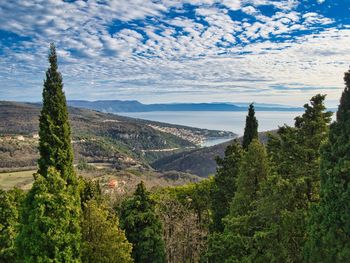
1, 45, 350, 263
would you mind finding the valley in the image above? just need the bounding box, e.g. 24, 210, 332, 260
0, 101, 235, 190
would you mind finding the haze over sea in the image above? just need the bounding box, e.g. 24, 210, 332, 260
119, 110, 302, 141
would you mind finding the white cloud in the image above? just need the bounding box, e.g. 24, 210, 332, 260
0, 0, 349, 107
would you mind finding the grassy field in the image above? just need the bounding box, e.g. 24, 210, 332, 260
0, 170, 35, 190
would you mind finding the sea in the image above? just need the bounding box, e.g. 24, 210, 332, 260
118, 111, 303, 146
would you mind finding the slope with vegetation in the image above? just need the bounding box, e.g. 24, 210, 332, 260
152, 130, 272, 177
0, 101, 234, 171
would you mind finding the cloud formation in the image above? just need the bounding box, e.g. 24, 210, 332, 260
0, 0, 349, 106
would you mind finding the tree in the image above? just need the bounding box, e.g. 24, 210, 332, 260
0, 189, 24, 262
305, 69, 350, 262
119, 182, 166, 263
38, 43, 75, 185
16, 44, 82, 262
230, 139, 269, 216
80, 177, 102, 208
81, 200, 132, 263
210, 140, 243, 232
206, 140, 269, 262
253, 94, 331, 262
242, 103, 258, 150
158, 190, 206, 263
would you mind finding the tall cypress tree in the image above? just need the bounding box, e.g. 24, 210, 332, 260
119, 182, 166, 263
242, 103, 258, 150
305, 69, 350, 262
16, 44, 82, 262
38, 43, 75, 185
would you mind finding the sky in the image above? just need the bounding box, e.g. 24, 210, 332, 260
0, 0, 349, 107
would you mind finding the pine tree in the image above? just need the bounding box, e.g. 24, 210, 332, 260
305, 69, 350, 262
81, 200, 133, 263
242, 103, 258, 150
210, 140, 243, 232
16, 44, 82, 262
119, 181, 166, 263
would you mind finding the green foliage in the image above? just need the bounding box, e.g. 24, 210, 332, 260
38, 43, 76, 185
206, 140, 269, 262
305, 69, 350, 262
242, 103, 258, 150
81, 200, 133, 263
252, 94, 331, 262
231, 139, 269, 216
210, 140, 243, 232
119, 182, 166, 263
0, 188, 24, 262
16, 44, 82, 262
171, 178, 212, 226
16, 168, 82, 262
80, 177, 102, 207
156, 183, 211, 263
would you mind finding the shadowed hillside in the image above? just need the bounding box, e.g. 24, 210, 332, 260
152, 131, 275, 177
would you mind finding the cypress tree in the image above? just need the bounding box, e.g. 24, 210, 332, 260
230, 139, 269, 216
242, 103, 258, 150
305, 69, 350, 262
16, 44, 82, 262
38, 43, 75, 185
210, 140, 243, 232
119, 181, 166, 263
207, 140, 269, 262
253, 94, 331, 262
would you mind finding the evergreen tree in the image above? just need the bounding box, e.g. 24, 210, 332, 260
82, 200, 133, 263
0, 189, 24, 262
253, 94, 331, 262
80, 177, 102, 208
242, 103, 258, 150
230, 139, 269, 216
16, 44, 82, 262
210, 140, 243, 232
119, 181, 166, 263
206, 140, 269, 262
305, 69, 350, 262
38, 43, 75, 185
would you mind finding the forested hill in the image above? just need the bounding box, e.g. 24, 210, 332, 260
152, 131, 274, 177
0, 101, 233, 170
68, 100, 302, 112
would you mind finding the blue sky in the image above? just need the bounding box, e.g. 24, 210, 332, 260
0, 0, 349, 106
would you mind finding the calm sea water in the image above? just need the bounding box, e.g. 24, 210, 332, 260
118, 111, 303, 136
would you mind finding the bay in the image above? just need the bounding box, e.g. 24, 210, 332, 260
118, 111, 302, 136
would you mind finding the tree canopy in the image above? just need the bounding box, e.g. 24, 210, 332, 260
16, 44, 82, 262
305, 69, 350, 262
120, 181, 166, 263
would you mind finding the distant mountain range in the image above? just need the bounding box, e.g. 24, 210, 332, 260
67, 100, 303, 113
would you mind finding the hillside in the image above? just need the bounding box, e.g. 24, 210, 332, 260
0, 101, 234, 171
152, 131, 275, 177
